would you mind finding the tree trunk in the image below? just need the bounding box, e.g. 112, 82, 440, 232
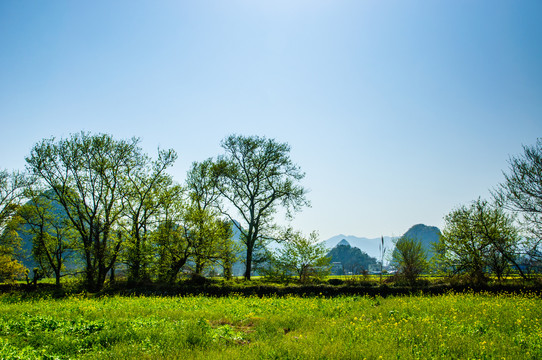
223, 256, 232, 280
55, 269, 61, 287
244, 245, 253, 280
110, 265, 115, 283
167, 258, 188, 283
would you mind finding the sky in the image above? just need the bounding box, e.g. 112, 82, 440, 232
1, 1, 541, 240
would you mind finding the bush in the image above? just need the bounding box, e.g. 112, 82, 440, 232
327, 278, 344, 286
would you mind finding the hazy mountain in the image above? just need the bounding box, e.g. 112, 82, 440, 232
322, 235, 394, 262
401, 223, 442, 259
322, 224, 441, 263
326, 240, 378, 275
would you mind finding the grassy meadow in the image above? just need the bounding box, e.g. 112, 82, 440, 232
0, 290, 541, 359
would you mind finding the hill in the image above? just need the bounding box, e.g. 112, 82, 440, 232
402, 224, 441, 259
322, 224, 442, 263
322, 235, 394, 262
326, 240, 378, 275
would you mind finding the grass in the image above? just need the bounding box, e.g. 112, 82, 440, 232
0, 290, 541, 359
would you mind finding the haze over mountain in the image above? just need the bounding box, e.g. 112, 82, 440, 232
402, 224, 442, 259
322, 235, 394, 262
322, 224, 441, 262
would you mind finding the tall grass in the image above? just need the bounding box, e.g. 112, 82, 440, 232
0, 291, 540, 359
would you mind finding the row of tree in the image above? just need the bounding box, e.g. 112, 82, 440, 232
0, 132, 309, 290
391, 139, 542, 284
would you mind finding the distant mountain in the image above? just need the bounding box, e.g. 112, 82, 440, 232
401, 224, 441, 259
326, 241, 378, 275
322, 224, 442, 263
322, 235, 394, 262
336, 239, 350, 247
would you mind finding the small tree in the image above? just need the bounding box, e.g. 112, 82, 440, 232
0, 170, 30, 282
390, 237, 427, 285
437, 198, 523, 283
271, 230, 330, 283
0, 219, 27, 283
18, 190, 77, 286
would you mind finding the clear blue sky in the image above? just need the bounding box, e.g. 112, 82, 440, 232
1, 1, 541, 240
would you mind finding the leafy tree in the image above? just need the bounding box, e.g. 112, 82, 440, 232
18, 190, 77, 286
390, 237, 427, 285
216, 220, 238, 280
0, 252, 27, 283
0, 170, 30, 282
151, 183, 190, 283
25, 132, 142, 291
0, 218, 28, 283
493, 138, 542, 263
122, 148, 177, 283
269, 230, 330, 283
213, 135, 309, 280
184, 159, 231, 276
437, 198, 523, 283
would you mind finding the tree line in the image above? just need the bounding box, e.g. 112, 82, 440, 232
2, 133, 541, 289
0, 132, 310, 291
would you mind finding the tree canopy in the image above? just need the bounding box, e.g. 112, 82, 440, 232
213, 134, 309, 280
436, 198, 523, 283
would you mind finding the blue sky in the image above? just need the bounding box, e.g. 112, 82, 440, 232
1, 1, 541, 239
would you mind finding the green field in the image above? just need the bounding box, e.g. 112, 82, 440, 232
0, 291, 540, 359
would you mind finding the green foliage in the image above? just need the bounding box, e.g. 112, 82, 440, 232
26, 133, 145, 291
17, 190, 77, 286
213, 134, 309, 280
437, 198, 523, 283
184, 159, 234, 277
402, 224, 441, 261
266, 230, 330, 283
390, 237, 428, 285
122, 147, 177, 283
0, 254, 27, 283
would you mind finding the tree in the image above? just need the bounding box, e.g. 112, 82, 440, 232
122, 148, 177, 283
213, 135, 309, 280
493, 138, 542, 262
0, 170, 30, 282
0, 170, 30, 231
0, 252, 27, 283
390, 237, 427, 285
18, 190, 77, 286
436, 199, 523, 283
184, 159, 231, 276
269, 230, 330, 283
25, 132, 142, 291
151, 182, 190, 283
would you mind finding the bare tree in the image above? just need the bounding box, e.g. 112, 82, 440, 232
494, 138, 542, 263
